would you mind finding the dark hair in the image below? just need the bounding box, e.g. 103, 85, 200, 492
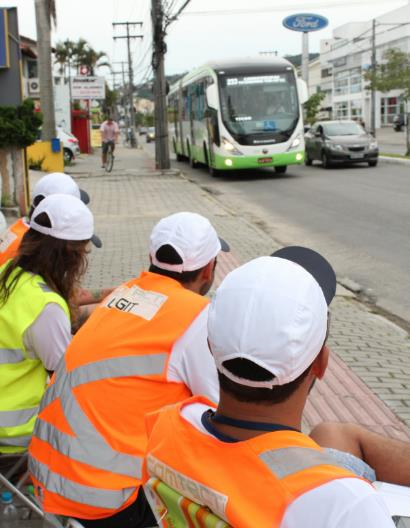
149, 244, 205, 284
218, 358, 312, 404
0, 214, 90, 323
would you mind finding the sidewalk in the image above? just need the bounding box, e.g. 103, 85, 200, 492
42, 147, 410, 439
376, 126, 408, 156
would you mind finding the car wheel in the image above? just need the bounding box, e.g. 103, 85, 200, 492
321, 152, 331, 169
63, 148, 73, 163
368, 160, 378, 167
275, 166, 287, 174
305, 152, 312, 166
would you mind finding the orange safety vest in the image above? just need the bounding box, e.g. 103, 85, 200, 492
143, 397, 370, 528
28, 272, 209, 520
0, 218, 29, 266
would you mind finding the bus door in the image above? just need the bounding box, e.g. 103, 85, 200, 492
189, 85, 196, 147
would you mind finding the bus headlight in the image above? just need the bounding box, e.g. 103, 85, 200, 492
222, 137, 243, 155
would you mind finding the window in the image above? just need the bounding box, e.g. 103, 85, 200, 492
334, 101, 348, 119
27, 59, 38, 79
321, 68, 332, 78
334, 70, 349, 96
380, 96, 405, 125
351, 100, 362, 118
350, 67, 362, 94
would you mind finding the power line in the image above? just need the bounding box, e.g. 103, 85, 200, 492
182, 0, 407, 16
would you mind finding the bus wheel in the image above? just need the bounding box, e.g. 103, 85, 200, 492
275, 166, 287, 174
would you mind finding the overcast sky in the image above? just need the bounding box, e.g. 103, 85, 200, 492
2, 0, 408, 84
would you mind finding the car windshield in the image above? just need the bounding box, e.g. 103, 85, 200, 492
219, 72, 299, 139
323, 122, 365, 136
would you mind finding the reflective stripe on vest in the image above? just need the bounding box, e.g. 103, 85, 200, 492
259, 447, 346, 479
34, 352, 168, 496
29, 457, 135, 510
0, 434, 32, 447
0, 348, 25, 364
0, 407, 38, 428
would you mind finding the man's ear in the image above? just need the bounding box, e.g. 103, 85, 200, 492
200, 259, 215, 281
311, 345, 329, 380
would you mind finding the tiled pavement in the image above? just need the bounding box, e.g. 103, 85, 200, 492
47, 146, 410, 439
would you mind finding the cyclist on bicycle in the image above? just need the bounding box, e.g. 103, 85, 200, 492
100, 115, 120, 169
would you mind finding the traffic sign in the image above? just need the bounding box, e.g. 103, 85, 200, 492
282, 13, 328, 33
71, 76, 106, 99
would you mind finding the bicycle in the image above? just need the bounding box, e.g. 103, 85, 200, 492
104, 142, 115, 173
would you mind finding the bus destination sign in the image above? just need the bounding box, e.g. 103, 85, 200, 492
282, 13, 328, 33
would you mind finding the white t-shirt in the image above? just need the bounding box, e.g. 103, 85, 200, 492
23, 303, 71, 371
100, 121, 119, 142
166, 305, 219, 403
180, 402, 395, 528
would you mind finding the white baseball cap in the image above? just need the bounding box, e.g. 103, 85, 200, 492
32, 172, 90, 205
149, 212, 229, 273
30, 194, 102, 247
208, 248, 336, 388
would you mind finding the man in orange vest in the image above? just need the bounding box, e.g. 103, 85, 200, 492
143, 248, 407, 527
28, 211, 229, 527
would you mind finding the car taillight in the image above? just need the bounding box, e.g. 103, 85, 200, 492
68, 138, 78, 143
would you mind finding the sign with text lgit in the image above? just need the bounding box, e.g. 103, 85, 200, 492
71, 76, 105, 99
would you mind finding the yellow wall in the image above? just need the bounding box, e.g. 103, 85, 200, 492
26, 141, 64, 172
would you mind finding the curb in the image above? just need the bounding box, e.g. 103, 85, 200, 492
379, 155, 410, 165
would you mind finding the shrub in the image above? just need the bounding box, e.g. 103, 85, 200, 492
0, 99, 43, 149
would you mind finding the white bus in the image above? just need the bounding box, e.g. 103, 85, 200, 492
168, 57, 308, 175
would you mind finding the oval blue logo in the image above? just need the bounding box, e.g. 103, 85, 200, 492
282, 13, 329, 32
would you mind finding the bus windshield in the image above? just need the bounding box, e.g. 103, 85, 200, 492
219, 72, 299, 144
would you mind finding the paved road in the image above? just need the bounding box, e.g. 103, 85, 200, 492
146, 143, 410, 324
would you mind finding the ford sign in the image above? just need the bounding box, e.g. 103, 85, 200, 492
282, 13, 329, 33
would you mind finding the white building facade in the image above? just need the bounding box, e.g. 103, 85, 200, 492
317, 3, 410, 128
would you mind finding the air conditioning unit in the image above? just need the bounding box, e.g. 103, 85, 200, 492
28, 78, 40, 95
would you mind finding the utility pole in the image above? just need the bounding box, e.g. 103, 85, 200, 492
113, 23, 143, 148
34, 0, 56, 140
152, 0, 170, 169
370, 18, 377, 137
113, 61, 128, 123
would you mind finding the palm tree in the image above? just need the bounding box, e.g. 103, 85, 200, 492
74, 44, 111, 76
34, 0, 57, 140
54, 39, 75, 77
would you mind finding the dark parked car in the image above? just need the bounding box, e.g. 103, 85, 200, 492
305, 120, 379, 168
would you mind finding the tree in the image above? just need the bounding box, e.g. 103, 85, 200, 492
364, 48, 410, 155
34, 0, 56, 141
75, 43, 111, 76
54, 39, 75, 77
303, 91, 326, 125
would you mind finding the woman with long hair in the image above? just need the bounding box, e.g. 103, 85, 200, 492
0, 193, 101, 455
